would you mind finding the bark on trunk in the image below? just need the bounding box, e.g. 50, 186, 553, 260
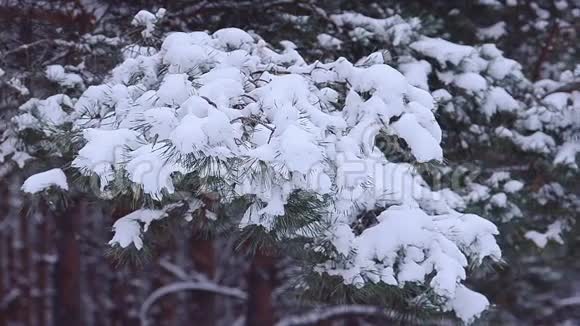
190, 235, 216, 325
0, 182, 9, 326
246, 249, 276, 326
53, 200, 83, 326
0, 232, 4, 326
35, 203, 51, 326
5, 232, 16, 324
18, 206, 32, 326
190, 195, 217, 326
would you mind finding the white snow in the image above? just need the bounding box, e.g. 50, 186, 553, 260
45, 65, 84, 89
72, 128, 140, 191
486, 57, 520, 80
448, 285, 490, 324
317, 33, 343, 50
453, 72, 488, 92
525, 221, 565, 248
399, 60, 432, 90
410, 37, 474, 66
495, 127, 556, 154
482, 87, 518, 116
331, 13, 419, 46
477, 22, 507, 40
132, 9, 165, 38
391, 114, 443, 162
22, 168, 69, 193
554, 142, 580, 168
109, 209, 166, 249
503, 180, 524, 193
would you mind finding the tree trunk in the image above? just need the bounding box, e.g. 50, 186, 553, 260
0, 231, 5, 326
190, 195, 217, 326
18, 205, 32, 326
246, 249, 276, 326
0, 182, 9, 326
5, 232, 16, 324
35, 203, 51, 326
53, 200, 83, 326
190, 235, 216, 325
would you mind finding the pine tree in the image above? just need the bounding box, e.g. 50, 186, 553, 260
2, 2, 577, 325
6, 9, 502, 324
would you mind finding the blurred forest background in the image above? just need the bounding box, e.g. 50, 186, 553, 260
0, 0, 578, 325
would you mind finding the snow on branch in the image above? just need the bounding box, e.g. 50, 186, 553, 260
109, 209, 166, 250
12, 22, 502, 323
21, 168, 68, 194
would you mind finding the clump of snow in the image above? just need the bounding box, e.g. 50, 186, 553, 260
317, 33, 343, 50
482, 87, 519, 117
453, 72, 488, 92
525, 221, 565, 248
495, 127, 556, 154
503, 180, 524, 193
132, 8, 166, 38
554, 142, 580, 169
72, 128, 140, 191
15, 94, 73, 130
391, 114, 443, 162
411, 37, 474, 66
22, 168, 69, 193
331, 13, 419, 46
448, 285, 490, 324
399, 60, 432, 90
109, 209, 166, 249
45, 65, 84, 89
477, 22, 507, 40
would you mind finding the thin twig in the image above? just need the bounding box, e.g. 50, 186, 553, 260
1, 39, 75, 59
230, 116, 276, 143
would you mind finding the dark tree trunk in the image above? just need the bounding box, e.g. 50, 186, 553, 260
246, 249, 276, 326
154, 252, 177, 326
190, 195, 217, 326
35, 203, 51, 326
18, 206, 32, 326
5, 232, 16, 324
0, 232, 4, 326
53, 200, 83, 326
0, 182, 9, 326
190, 235, 216, 325
109, 204, 133, 326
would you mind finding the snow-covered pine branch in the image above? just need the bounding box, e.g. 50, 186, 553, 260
327, 10, 580, 251
21, 168, 68, 194
10, 13, 501, 323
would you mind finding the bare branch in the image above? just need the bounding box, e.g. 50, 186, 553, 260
276, 304, 422, 326
1, 39, 75, 59
139, 281, 246, 326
